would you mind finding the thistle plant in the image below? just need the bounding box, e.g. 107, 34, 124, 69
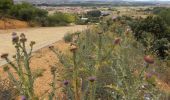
50, 20, 166, 100
1, 33, 39, 99
48, 66, 57, 100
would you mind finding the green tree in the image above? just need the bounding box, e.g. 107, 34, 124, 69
130, 16, 170, 58
0, 0, 13, 16
87, 10, 101, 17
9, 2, 48, 23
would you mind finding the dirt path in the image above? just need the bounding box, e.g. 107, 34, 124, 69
0, 25, 87, 65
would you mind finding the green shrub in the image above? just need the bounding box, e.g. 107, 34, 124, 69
0, 0, 13, 15
87, 10, 101, 17
130, 16, 170, 58
47, 12, 76, 26
63, 33, 73, 43
153, 7, 170, 26
9, 2, 48, 22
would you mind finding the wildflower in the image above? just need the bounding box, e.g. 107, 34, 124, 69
125, 28, 130, 35
30, 41, 36, 47
49, 45, 54, 49
63, 80, 69, 86
12, 55, 16, 59
114, 38, 121, 45
20, 33, 26, 38
144, 93, 151, 100
98, 32, 103, 35
20, 33, 27, 42
1, 53, 8, 59
70, 45, 78, 52
12, 32, 17, 36
144, 55, 154, 64
21, 95, 27, 100
88, 76, 96, 83
146, 73, 152, 79
12, 35, 19, 43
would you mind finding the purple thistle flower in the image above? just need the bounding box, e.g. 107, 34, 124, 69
12, 32, 17, 36
21, 96, 26, 100
146, 73, 152, 79
12, 35, 19, 43
63, 80, 69, 86
144, 55, 154, 64
88, 76, 96, 82
114, 38, 121, 45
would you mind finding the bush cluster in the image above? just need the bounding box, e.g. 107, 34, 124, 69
0, 0, 76, 26
130, 16, 170, 59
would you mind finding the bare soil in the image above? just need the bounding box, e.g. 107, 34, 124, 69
0, 18, 29, 29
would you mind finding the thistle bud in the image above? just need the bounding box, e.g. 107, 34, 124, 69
21, 95, 27, 100
12, 35, 19, 43
70, 45, 78, 52
20, 33, 27, 42
146, 73, 152, 79
63, 80, 69, 86
125, 28, 130, 35
114, 38, 121, 45
144, 55, 154, 64
30, 41, 36, 47
12, 55, 16, 59
12, 32, 17, 36
20, 33, 26, 38
98, 32, 103, 35
49, 45, 54, 49
88, 76, 96, 83
1, 53, 8, 59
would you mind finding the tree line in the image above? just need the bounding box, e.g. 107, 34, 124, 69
0, 0, 76, 26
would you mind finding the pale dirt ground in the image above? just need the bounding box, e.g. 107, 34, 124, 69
0, 25, 87, 66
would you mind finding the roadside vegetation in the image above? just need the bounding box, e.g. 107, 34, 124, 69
0, 0, 77, 27
1, 13, 170, 99
0, 0, 170, 100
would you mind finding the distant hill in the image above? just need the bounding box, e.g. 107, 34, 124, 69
14, 0, 170, 6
